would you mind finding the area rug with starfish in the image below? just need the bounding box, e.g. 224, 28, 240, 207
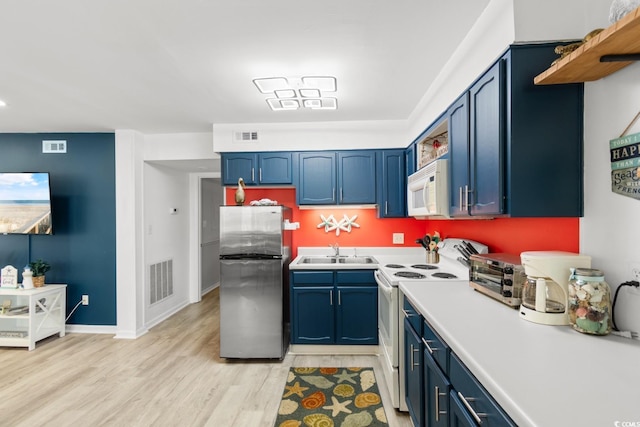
274, 367, 388, 427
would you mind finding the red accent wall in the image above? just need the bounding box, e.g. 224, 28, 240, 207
225, 187, 579, 258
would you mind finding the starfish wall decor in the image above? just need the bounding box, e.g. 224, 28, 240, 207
316, 214, 360, 236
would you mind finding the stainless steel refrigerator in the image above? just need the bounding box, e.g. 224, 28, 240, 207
219, 205, 292, 359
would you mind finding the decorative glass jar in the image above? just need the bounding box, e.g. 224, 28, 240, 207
568, 268, 612, 335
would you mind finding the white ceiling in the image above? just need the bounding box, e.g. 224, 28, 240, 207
0, 1, 491, 134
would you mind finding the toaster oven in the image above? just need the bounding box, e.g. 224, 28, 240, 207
469, 253, 526, 307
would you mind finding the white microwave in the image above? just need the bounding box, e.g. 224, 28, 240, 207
407, 159, 449, 218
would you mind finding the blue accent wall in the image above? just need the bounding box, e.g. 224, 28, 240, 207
0, 133, 116, 325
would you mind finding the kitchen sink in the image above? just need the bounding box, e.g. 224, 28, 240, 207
338, 256, 378, 264
299, 256, 338, 264
298, 256, 377, 265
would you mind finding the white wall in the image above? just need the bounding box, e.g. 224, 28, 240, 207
145, 132, 218, 160
143, 163, 191, 327
212, 120, 407, 153
582, 63, 640, 332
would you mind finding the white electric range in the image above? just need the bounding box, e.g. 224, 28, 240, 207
374, 238, 488, 410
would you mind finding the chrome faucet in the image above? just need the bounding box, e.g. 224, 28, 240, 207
329, 243, 340, 257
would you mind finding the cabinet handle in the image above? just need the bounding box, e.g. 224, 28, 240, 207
457, 391, 487, 425
251, 168, 255, 182
401, 308, 415, 318
385, 201, 389, 215
330, 290, 333, 305
435, 385, 447, 422
459, 186, 463, 212
259, 168, 262, 182
421, 337, 438, 354
464, 185, 470, 211
333, 188, 336, 202
340, 188, 344, 202
338, 290, 341, 305
410, 344, 420, 371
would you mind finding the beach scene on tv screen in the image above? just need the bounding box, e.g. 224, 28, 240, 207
0, 173, 52, 234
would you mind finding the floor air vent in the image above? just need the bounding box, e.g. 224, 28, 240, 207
233, 131, 259, 143
149, 259, 174, 304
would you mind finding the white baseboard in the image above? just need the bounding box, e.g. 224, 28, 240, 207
289, 344, 379, 355
65, 324, 118, 335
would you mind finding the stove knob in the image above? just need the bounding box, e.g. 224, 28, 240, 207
503, 279, 513, 286
502, 290, 513, 297
504, 266, 514, 274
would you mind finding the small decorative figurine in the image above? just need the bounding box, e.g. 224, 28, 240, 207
235, 177, 246, 205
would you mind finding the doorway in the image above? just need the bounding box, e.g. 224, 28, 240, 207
200, 177, 223, 294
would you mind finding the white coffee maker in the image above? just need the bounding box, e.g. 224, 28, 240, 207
519, 251, 591, 325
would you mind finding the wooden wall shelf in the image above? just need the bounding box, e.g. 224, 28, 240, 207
535, 6, 640, 85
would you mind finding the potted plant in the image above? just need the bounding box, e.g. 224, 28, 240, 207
28, 259, 50, 287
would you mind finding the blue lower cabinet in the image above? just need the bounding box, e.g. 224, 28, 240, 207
291, 270, 377, 345
291, 287, 334, 344
404, 317, 424, 427
449, 352, 516, 427
424, 350, 450, 427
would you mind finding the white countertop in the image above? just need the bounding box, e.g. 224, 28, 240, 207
400, 281, 640, 427
290, 247, 427, 270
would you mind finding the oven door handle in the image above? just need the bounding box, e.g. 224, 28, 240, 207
374, 270, 394, 297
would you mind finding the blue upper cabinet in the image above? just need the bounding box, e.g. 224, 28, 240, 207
446, 43, 584, 218
222, 152, 292, 186
468, 60, 504, 217
297, 152, 337, 204
297, 150, 376, 205
337, 151, 376, 204
378, 149, 406, 217
259, 152, 292, 184
447, 93, 470, 216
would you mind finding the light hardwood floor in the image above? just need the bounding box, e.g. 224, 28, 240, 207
0, 288, 412, 427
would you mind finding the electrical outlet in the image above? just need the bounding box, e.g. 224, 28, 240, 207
82, 294, 89, 306
392, 233, 404, 244
631, 263, 640, 280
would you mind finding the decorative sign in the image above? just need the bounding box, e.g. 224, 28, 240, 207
317, 214, 360, 236
610, 131, 640, 200
1, 265, 19, 289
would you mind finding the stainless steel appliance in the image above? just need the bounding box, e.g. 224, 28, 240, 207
407, 159, 449, 218
375, 238, 488, 410
469, 253, 527, 307
219, 205, 292, 359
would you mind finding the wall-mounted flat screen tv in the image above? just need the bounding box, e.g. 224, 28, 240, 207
0, 173, 53, 235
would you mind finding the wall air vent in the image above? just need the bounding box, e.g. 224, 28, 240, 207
149, 259, 174, 305
233, 131, 259, 143
42, 140, 67, 153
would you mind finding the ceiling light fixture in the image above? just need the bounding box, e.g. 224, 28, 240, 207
253, 76, 337, 111
0, 99, 6, 107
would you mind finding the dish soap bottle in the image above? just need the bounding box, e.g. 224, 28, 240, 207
568, 268, 611, 335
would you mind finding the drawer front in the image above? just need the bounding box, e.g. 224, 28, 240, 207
449, 353, 516, 427
402, 296, 422, 334
291, 271, 334, 286
335, 269, 375, 285
422, 319, 449, 373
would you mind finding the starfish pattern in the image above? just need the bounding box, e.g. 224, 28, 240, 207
333, 369, 359, 384
283, 381, 309, 398
337, 214, 359, 233
316, 214, 360, 236
322, 395, 353, 417
316, 214, 338, 233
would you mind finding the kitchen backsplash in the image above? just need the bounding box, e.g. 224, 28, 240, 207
224, 187, 579, 258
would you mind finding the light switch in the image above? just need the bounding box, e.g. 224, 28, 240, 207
393, 233, 404, 244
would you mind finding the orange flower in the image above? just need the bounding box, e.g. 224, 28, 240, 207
301, 391, 326, 409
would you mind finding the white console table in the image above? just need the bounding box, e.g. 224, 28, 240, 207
0, 284, 67, 350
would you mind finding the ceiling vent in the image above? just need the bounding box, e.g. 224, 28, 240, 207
42, 140, 67, 153
233, 131, 259, 143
